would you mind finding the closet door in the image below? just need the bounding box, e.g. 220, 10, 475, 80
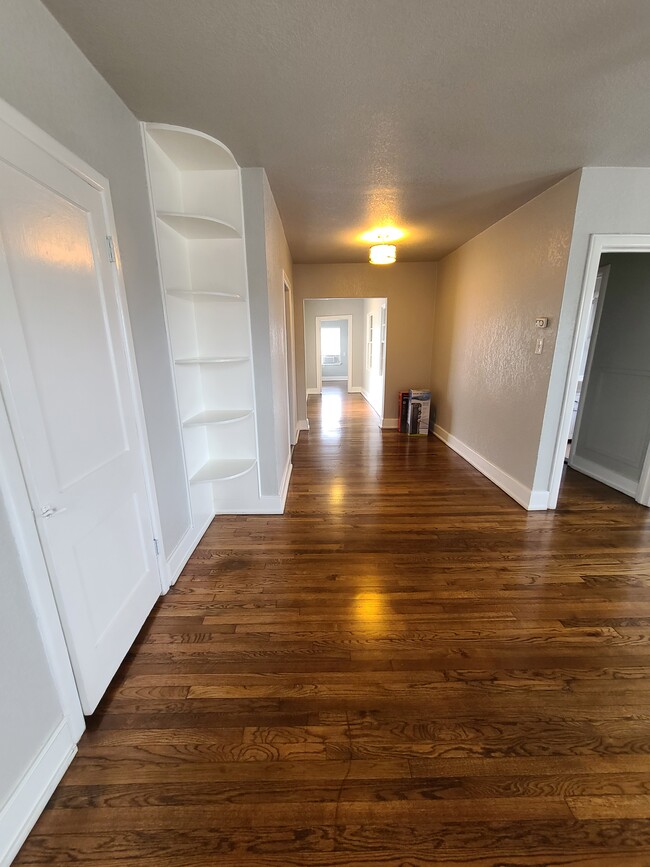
0, 123, 161, 713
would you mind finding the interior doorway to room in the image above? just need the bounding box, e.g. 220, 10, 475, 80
303, 297, 388, 425
558, 251, 650, 506
317, 316, 352, 392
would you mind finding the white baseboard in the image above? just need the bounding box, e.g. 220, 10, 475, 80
1, 719, 76, 867
348, 386, 363, 394
381, 417, 399, 429
296, 419, 310, 433
433, 424, 548, 511
322, 376, 347, 381
569, 455, 637, 497
306, 388, 320, 396
166, 513, 214, 585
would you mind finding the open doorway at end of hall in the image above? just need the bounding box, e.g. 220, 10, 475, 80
303, 297, 387, 424
560, 251, 650, 507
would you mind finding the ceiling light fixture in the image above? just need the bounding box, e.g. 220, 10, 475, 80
365, 227, 402, 265
369, 243, 397, 265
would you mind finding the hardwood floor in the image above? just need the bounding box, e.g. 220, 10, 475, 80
16, 383, 650, 865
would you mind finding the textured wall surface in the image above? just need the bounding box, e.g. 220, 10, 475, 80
431, 173, 581, 490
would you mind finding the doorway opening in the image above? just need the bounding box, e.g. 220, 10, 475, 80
556, 250, 650, 507
303, 297, 388, 427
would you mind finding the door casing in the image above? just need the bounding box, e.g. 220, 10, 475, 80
548, 234, 650, 509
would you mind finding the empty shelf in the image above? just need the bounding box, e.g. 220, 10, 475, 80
167, 289, 244, 301
157, 212, 240, 240
147, 125, 238, 171
190, 458, 256, 484
183, 410, 253, 427
175, 356, 249, 365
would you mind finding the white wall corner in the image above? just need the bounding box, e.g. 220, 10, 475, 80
433, 424, 547, 511
0, 719, 76, 867
166, 513, 214, 585
381, 417, 399, 429
296, 419, 310, 433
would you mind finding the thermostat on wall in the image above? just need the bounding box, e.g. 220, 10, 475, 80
535, 317, 549, 328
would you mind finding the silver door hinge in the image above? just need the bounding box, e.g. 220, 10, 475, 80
106, 235, 116, 263
153, 538, 160, 556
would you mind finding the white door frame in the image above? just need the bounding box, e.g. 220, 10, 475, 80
282, 271, 298, 445
548, 233, 650, 508
0, 97, 169, 706
315, 315, 353, 392
568, 264, 610, 468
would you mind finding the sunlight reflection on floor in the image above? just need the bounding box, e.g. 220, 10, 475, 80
320, 389, 343, 435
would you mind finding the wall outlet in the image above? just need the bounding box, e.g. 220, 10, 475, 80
535, 317, 549, 328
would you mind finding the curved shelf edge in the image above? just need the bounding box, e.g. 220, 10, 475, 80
183, 410, 254, 427
167, 289, 244, 302
147, 124, 239, 171
175, 356, 249, 365
157, 212, 241, 240
190, 458, 257, 484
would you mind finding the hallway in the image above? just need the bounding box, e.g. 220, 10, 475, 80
16, 385, 650, 864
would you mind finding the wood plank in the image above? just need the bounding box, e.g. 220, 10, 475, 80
15, 385, 650, 865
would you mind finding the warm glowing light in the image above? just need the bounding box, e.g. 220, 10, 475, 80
369, 244, 396, 265
329, 483, 345, 505
360, 227, 405, 244
354, 591, 388, 627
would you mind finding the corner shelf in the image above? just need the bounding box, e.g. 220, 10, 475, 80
167, 289, 244, 302
190, 458, 256, 484
183, 410, 253, 427
147, 124, 238, 171
145, 121, 262, 518
157, 212, 240, 240
175, 356, 249, 365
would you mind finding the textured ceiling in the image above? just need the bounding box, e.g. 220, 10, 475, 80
42, 0, 650, 263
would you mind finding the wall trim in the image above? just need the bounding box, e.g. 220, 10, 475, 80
434, 424, 548, 511
296, 419, 310, 433
322, 375, 347, 381
349, 386, 364, 394
306, 388, 320, 396
569, 455, 637, 498
381, 417, 399, 430
0, 719, 76, 867
167, 512, 214, 585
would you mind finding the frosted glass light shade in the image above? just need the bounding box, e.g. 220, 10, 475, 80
369, 244, 396, 265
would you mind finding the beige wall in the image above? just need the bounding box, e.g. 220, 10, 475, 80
430, 172, 581, 492
293, 263, 437, 423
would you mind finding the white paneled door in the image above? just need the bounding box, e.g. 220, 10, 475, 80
0, 125, 161, 713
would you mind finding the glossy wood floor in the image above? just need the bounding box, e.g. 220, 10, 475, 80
17, 384, 650, 865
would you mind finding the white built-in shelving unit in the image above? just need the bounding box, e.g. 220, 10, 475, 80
143, 123, 261, 525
